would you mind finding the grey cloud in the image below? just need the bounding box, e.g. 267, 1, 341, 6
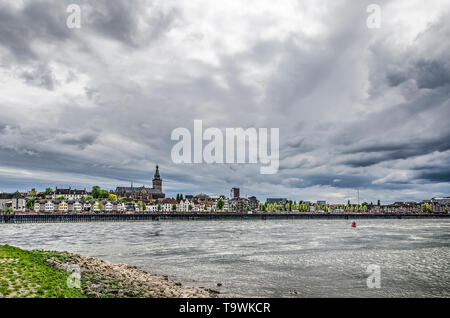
86, 0, 179, 47
415, 59, 450, 89
0, 1, 71, 61
56, 132, 99, 149
19, 63, 57, 90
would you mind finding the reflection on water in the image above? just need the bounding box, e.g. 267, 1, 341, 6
1, 219, 449, 297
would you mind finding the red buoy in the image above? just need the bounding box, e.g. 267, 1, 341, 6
351, 221, 356, 228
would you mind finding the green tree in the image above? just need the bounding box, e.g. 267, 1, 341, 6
216, 199, 225, 210
26, 197, 39, 210
157, 204, 162, 212
188, 204, 193, 211
176, 194, 180, 201
92, 186, 101, 199
172, 204, 177, 212
44, 188, 53, 196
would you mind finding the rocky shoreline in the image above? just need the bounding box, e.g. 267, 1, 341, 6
47, 252, 220, 298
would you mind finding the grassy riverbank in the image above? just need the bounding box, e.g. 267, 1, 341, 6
0, 245, 217, 298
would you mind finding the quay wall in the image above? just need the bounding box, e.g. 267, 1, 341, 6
1, 213, 449, 223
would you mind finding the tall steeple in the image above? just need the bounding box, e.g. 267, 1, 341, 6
152, 165, 162, 191
154, 165, 161, 180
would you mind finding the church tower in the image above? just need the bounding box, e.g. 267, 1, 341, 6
152, 165, 162, 191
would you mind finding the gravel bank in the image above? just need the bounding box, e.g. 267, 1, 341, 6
47, 252, 220, 298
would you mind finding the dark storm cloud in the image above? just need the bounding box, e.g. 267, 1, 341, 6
19, 63, 57, 90
0, 1, 71, 61
341, 130, 450, 167
415, 59, 450, 89
57, 131, 99, 149
86, 0, 179, 47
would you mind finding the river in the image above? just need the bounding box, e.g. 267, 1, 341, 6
1, 219, 449, 297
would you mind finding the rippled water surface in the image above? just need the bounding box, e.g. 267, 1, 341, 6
1, 219, 449, 297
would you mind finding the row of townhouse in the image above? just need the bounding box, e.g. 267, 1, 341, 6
34, 200, 128, 213
32, 198, 240, 213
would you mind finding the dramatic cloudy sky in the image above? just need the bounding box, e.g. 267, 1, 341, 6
1, 0, 450, 203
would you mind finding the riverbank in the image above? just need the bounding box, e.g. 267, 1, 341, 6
2, 212, 449, 223
0, 245, 218, 298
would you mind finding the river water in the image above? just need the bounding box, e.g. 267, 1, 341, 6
1, 219, 449, 297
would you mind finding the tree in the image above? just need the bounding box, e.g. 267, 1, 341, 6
92, 186, 101, 199
26, 197, 39, 210
157, 204, 162, 212
109, 193, 117, 201
56, 196, 66, 200
176, 194, 180, 201
172, 204, 177, 212
246, 204, 251, 212
377, 200, 381, 206
44, 188, 53, 196
188, 204, 193, 211
216, 199, 225, 210
421, 203, 431, 212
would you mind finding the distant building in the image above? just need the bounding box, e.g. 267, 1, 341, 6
0, 192, 26, 211
194, 193, 210, 202
431, 197, 450, 205
231, 188, 240, 199
317, 200, 327, 206
45, 200, 54, 212
53, 187, 88, 201
115, 165, 165, 200
266, 198, 287, 205
248, 196, 259, 210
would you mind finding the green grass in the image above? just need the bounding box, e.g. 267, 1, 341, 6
0, 245, 86, 298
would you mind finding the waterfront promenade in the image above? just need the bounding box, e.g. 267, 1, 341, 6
1, 212, 449, 223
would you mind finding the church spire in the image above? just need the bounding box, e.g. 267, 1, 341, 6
154, 165, 161, 180
152, 165, 162, 191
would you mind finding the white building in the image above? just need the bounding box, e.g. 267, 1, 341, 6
117, 203, 125, 212
105, 202, 113, 212
45, 200, 54, 212
146, 204, 158, 212
52, 187, 88, 201
73, 201, 82, 212
179, 199, 193, 212
34, 202, 41, 212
